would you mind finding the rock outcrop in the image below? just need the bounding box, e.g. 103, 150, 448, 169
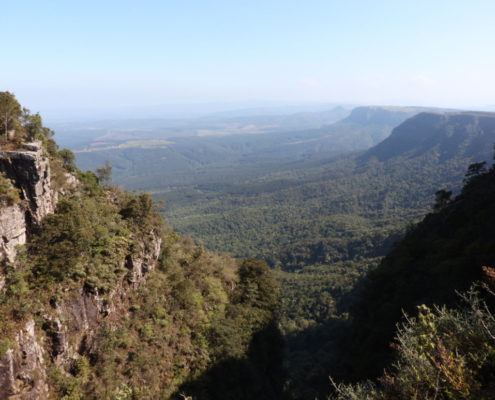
0, 204, 27, 263
0, 141, 57, 262
46, 233, 162, 369
0, 320, 49, 400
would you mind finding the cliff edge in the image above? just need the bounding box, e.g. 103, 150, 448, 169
0, 144, 163, 399
0, 141, 57, 262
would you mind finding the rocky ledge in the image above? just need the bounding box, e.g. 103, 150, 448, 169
0, 141, 57, 262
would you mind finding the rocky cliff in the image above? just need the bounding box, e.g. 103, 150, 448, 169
0, 235, 162, 399
0, 144, 163, 399
0, 141, 57, 262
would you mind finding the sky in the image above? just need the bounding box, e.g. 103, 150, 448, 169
3, 0, 495, 114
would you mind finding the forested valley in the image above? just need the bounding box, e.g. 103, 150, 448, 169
156, 111, 495, 399
2, 93, 495, 399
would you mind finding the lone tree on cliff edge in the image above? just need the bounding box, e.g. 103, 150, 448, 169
0, 92, 22, 141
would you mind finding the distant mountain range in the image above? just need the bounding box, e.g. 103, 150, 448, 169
72, 105, 458, 191
41, 101, 356, 122
363, 111, 495, 162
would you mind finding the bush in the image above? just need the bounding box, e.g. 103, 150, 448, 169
0, 172, 20, 206
330, 285, 495, 399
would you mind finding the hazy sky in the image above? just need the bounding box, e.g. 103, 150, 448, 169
3, 0, 495, 111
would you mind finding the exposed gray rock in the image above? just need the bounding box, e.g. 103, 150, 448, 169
0, 141, 57, 225
0, 320, 49, 399
126, 233, 162, 288
0, 204, 27, 262
0, 232, 162, 399
0, 141, 57, 262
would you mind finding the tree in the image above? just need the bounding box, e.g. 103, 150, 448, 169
0, 92, 22, 141
432, 189, 452, 213
23, 110, 43, 138
58, 149, 77, 173
20, 108, 54, 140
96, 159, 112, 185
464, 161, 487, 181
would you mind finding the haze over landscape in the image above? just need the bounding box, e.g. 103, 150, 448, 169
2, 1, 495, 399
4, 0, 495, 119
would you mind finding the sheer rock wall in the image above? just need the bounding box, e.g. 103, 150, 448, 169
0, 141, 57, 262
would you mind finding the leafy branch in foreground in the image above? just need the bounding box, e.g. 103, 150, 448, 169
330, 275, 495, 399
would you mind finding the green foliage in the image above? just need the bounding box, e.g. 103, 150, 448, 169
0, 173, 165, 341
46, 138, 59, 158
83, 236, 285, 399
76, 170, 100, 191
329, 164, 495, 385
0, 106, 287, 399
29, 194, 130, 291
0, 171, 21, 207
0, 91, 22, 141
146, 111, 495, 398
58, 149, 77, 173
49, 160, 71, 191
0, 339, 11, 358
71, 356, 91, 379
433, 189, 452, 213
330, 288, 495, 399
0, 94, 56, 149
0, 186, 285, 398
73, 106, 444, 192
95, 159, 112, 185
465, 161, 487, 180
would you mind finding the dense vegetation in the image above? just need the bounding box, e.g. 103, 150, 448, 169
72, 106, 450, 192
332, 286, 495, 399
152, 111, 495, 398
328, 159, 495, 398
330, 154, 495, 385
0, 169, 286, 399
0, 171, 20, 206
0, 95, 287, 399
5, 95, 495, 398
0, 91, 56, 150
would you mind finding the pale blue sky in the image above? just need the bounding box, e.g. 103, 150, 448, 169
3, 0, 495, 111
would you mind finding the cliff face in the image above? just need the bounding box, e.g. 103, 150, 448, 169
0, 143, 163, 399
0, 141, 57, 262
0, 235, 162, 399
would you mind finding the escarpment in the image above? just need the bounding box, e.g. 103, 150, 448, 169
0, 97, 285, 399
0, 235, 163, 400
0, 147, 164, 399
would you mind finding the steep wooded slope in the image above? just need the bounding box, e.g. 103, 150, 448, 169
331, 140, 495, 385
0, 97, 286, 400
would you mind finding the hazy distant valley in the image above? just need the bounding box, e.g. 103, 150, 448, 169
3, 98, 495, 399
6, 1, 495, 398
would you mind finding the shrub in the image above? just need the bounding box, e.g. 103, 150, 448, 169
330, 285, 495, 399
0, 172, 20, 206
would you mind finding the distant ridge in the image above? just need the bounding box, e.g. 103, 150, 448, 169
342, 105, 458, 126
361, 111, 495, 162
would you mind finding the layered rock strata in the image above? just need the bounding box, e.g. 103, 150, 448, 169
0, 141, 57, 262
